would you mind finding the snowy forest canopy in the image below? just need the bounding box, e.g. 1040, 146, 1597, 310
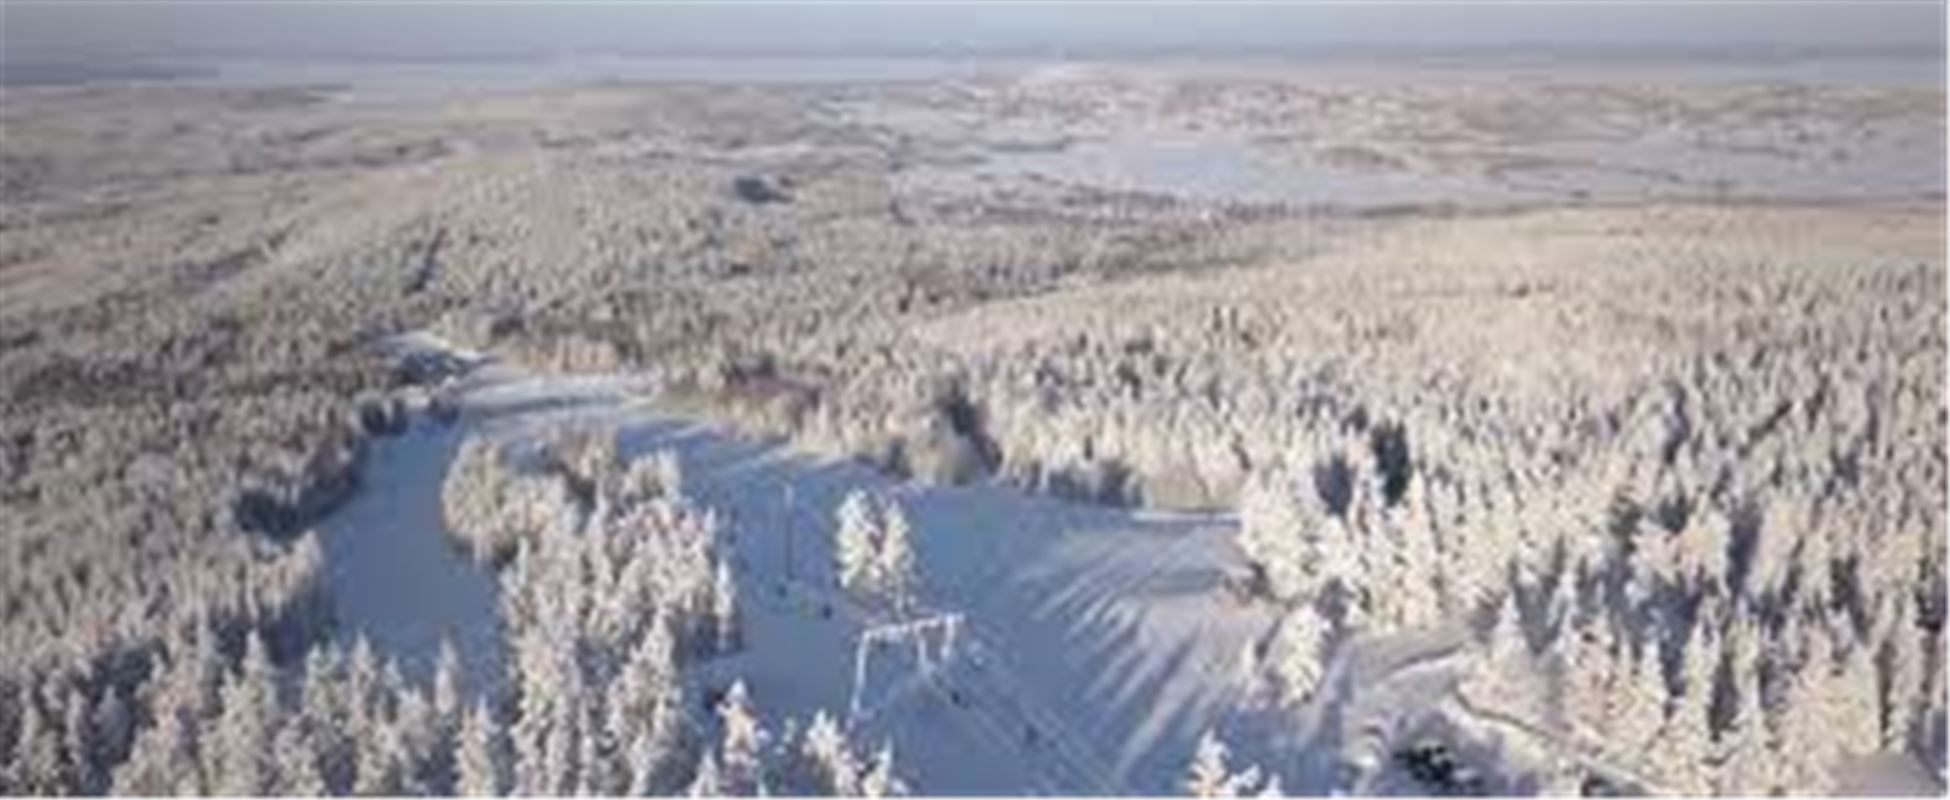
0, 55, 1944, 797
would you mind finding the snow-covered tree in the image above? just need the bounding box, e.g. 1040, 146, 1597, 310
1185, 729, 1262, 798
424, 641, 463, 794
798, 711, 860, 795
394, 687, 440, 795
1237, 472, 1319, 602
877, 499, 921, 617
835, 490, 880, 593
454, 700, 506, 797
858, 743, 907, 798
1606, 652, 1670, 764
1383, 512, 1441, 629
1264, 607, 1327, 707
433, 640, 463, 729
713, 558, 741, 653
717, 680, 767, 795
1715, 668, 1773, 795
112, 676, 199, 795
611, 618, 684, 795
354, 715, 412, 796
273, 721, 328, 796
833, 490, 925, 615
10, 688, 69, 795
210, 634, 278, 796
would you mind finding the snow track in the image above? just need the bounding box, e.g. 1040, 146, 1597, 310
955, 619, 1125, 794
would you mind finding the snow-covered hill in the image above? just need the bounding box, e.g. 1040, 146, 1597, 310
323, 338, 1592, 795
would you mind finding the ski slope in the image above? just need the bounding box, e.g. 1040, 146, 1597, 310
320, 338, 1562, 794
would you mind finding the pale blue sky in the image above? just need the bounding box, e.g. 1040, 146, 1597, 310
4, 2, 1942, 61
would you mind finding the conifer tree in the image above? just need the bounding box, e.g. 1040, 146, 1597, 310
799, 711, 859, 795
835, 490, 880, 593
455, 700, 506, 797
211, 634, 278, 796
859, 742, 906, 798
273, 721, 328, 797
1186, 729, 1238, 798
1265, 608, 1326, 707
713, 558, 741, 653
878, 499, 921, 617
717, 680, 767, 795
12, 687, 69, 795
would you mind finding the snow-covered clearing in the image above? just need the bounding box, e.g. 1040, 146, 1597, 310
319, 340, 1561, 794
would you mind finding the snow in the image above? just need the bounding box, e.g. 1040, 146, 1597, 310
317, 418, 504, 687
1833, 753, 1946, 797
896, 131, 1524, 208
317, 335, 1620, 794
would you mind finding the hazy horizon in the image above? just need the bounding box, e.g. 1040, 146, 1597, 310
4, 1, 1944, 65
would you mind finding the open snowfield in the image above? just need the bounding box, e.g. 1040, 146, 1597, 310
0, 44, 1943, 796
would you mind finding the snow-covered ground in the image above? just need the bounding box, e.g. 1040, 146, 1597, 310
893, 131, 1526, 208
318, 418, 505, 686
316, 338, 1658, 795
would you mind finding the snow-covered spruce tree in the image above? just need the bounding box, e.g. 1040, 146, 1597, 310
8, 685, 69, 796
1379, 506, 1441, 631
608, 616, 685, 795
877, 499, 921, 617
552, 426, 620, 496
713, 558, 741, 653
298, 644, 355, 794
1714, 664, 1771, 795
1467, 592, 1550, 723
440, 437, 523, 562
272, 716, 328, 796
209, 634, 279, 796
353, 700, 413, 795
715, 680, 767, 795
835, 489, 881, 594
426, 641, 463, 794
1184, 729, 1267, 798
1236, 469, 1322, 603
832, 489, 925, 616
454, 700, 507, 797
1263, 606, 1327, 708
395, 684, 443, 795
112, 640, 214, 795
796, 711, 860, 795
858, 743, 908, 798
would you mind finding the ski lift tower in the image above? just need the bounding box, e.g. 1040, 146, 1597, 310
847, 611, 964, 722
